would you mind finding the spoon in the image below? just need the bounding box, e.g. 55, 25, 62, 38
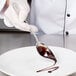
31, 31, 59, 73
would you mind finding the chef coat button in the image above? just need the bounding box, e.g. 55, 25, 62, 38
67, 14, 70, 17
66, 31, 69, 35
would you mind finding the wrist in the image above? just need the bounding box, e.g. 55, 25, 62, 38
1, 0, 9, 14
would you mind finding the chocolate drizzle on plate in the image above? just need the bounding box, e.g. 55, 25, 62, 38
36, 43, 59, 73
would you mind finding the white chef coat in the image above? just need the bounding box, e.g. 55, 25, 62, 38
30, 0, 76, 34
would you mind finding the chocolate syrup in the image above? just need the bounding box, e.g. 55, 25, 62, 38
36, 43, 59, 73
48, 66, 59, 73
37, 66, 59, 73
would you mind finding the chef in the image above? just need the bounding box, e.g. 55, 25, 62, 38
0, 0, 76, 35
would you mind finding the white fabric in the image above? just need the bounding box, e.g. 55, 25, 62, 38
3, 0, 38, 32
30, 0, 76, 34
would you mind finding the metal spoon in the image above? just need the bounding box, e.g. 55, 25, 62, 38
31, 31, 59, 73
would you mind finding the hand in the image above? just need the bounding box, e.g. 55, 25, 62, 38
3, 0, 38, 32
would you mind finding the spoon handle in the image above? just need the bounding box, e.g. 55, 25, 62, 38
30, 30, 40, 45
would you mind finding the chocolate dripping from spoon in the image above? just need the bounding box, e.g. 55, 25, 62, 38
36, 43, 59, 73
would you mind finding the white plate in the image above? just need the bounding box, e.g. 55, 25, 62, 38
0, 46, 76, 76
